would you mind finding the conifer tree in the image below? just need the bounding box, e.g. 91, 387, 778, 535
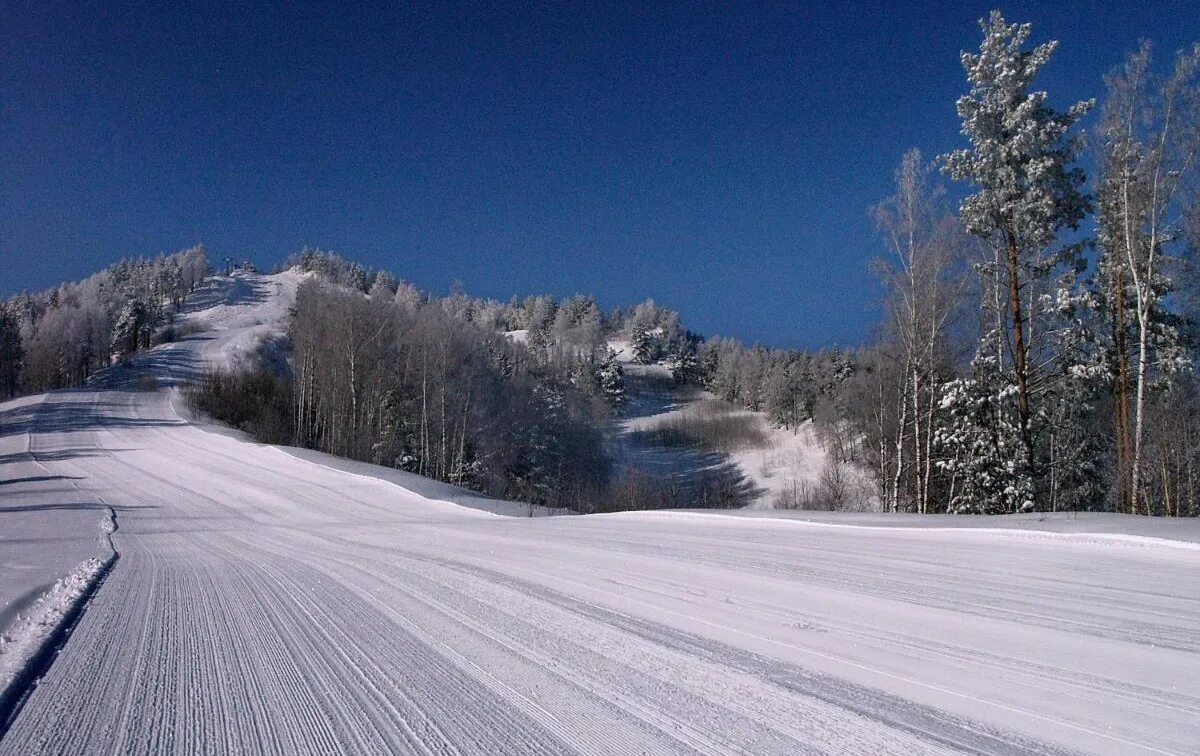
939, 11, 1093, 509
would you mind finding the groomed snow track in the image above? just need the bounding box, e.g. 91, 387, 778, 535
1, 274, 1198, 755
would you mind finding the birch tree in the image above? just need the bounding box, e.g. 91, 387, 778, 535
1096, 40, 1200, 514
873, 149, 963, 513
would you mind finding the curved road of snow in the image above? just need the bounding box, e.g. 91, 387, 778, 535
1, 275, 1198, 755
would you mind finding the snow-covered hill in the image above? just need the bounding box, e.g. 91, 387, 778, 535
608, 339, 874, 510
1, 273, 1198, 754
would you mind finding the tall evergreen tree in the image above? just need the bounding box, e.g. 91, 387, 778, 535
939, 11, 1093, 509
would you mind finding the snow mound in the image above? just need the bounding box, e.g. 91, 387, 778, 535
0, 554, 112, 704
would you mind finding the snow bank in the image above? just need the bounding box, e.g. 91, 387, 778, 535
0, 510, 116, 726
599, 508, 1200, 552
274, 446, 571, 518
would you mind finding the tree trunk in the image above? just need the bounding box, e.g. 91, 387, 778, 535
891, 364, 910, 513
1113, 267, 1133, 513
1004, 225, 1032, 463
1132, 302, 1149, 515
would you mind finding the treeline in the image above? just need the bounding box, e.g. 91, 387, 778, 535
290, 278, 615, 509
193, 250, 630, 510
696, 340, 854, 432
831, 13, 1200, 516
192, 249, 851, 512
0, 246, 209, 397
269, 250, 862, 510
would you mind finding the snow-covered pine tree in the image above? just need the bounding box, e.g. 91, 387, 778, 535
939, 10, 1093, 510
1041, 274, 1109, 511
630, 324, 655, 364
666, 338, 699, 385
110, 299, 149, 361
595, 349, 626, 408
936, 352, 1033, 513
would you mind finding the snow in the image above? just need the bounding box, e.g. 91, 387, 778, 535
735, 418, 878, 510
609, 353, 870, 510
173, 270, 307, 374
1, 273, 1198, 754
721, 508, 1200, 543
607, 336, 636, 363
0, 397, 115, 634
0, 508, 114, 715
503, 328, 529, 344
0, 553, 111, 697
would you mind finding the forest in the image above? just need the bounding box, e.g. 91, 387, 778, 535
843, 14, 1200, 517
4, 13, 1199, 517
190, 248, 857, 512
0, 246, 210, 396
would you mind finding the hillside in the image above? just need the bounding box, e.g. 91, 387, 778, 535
607, 338, 874, 511
1, 271, 1198, 754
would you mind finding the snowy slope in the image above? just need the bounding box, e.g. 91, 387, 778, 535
0, 274, 1198, 755
608, 346, 868, 510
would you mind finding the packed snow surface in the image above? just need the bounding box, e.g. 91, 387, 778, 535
1, 273, 1198, 755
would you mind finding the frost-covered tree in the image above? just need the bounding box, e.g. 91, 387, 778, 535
111, 300, 149, 361
369, 270, 399, 300
595, 349, 626, 409
939, 11, 1093, 508
666, 337, 700, 385
1095, 40, 1200, 513
937, 355, 1033, 513
0, 304, 24, 398
630, 324, 656, 365
873, 149, 964, 513
552, 294, 604, 360
393, 280, 424, 311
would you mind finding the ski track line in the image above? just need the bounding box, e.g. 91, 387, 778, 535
327, 553, 952, 755
375, 548, 1083, 756
244, 534, 822, 756
250, 528, 1070, 756
235, 525, 945, 756
436, 549, 1182, 756
503, 525, 1200, 653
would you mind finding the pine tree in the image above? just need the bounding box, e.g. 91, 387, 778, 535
939, 11, 1092, 508
630, 324, 656, 364
937, 353, 1033, 513
111, 300, 148, 361
666, 339, 699, 385
595, 349, 626, 409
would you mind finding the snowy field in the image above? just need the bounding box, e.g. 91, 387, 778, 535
1, 274, 1198, 754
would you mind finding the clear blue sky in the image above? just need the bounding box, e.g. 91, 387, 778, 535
3, 1, 1197, 348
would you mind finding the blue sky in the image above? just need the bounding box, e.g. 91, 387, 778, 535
3, 1, 1197, 348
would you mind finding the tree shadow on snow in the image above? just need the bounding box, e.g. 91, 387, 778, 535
0, 474, 86, 486
0, 398, 181, 440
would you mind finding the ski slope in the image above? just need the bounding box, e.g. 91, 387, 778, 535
1, 274, 1198, 755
